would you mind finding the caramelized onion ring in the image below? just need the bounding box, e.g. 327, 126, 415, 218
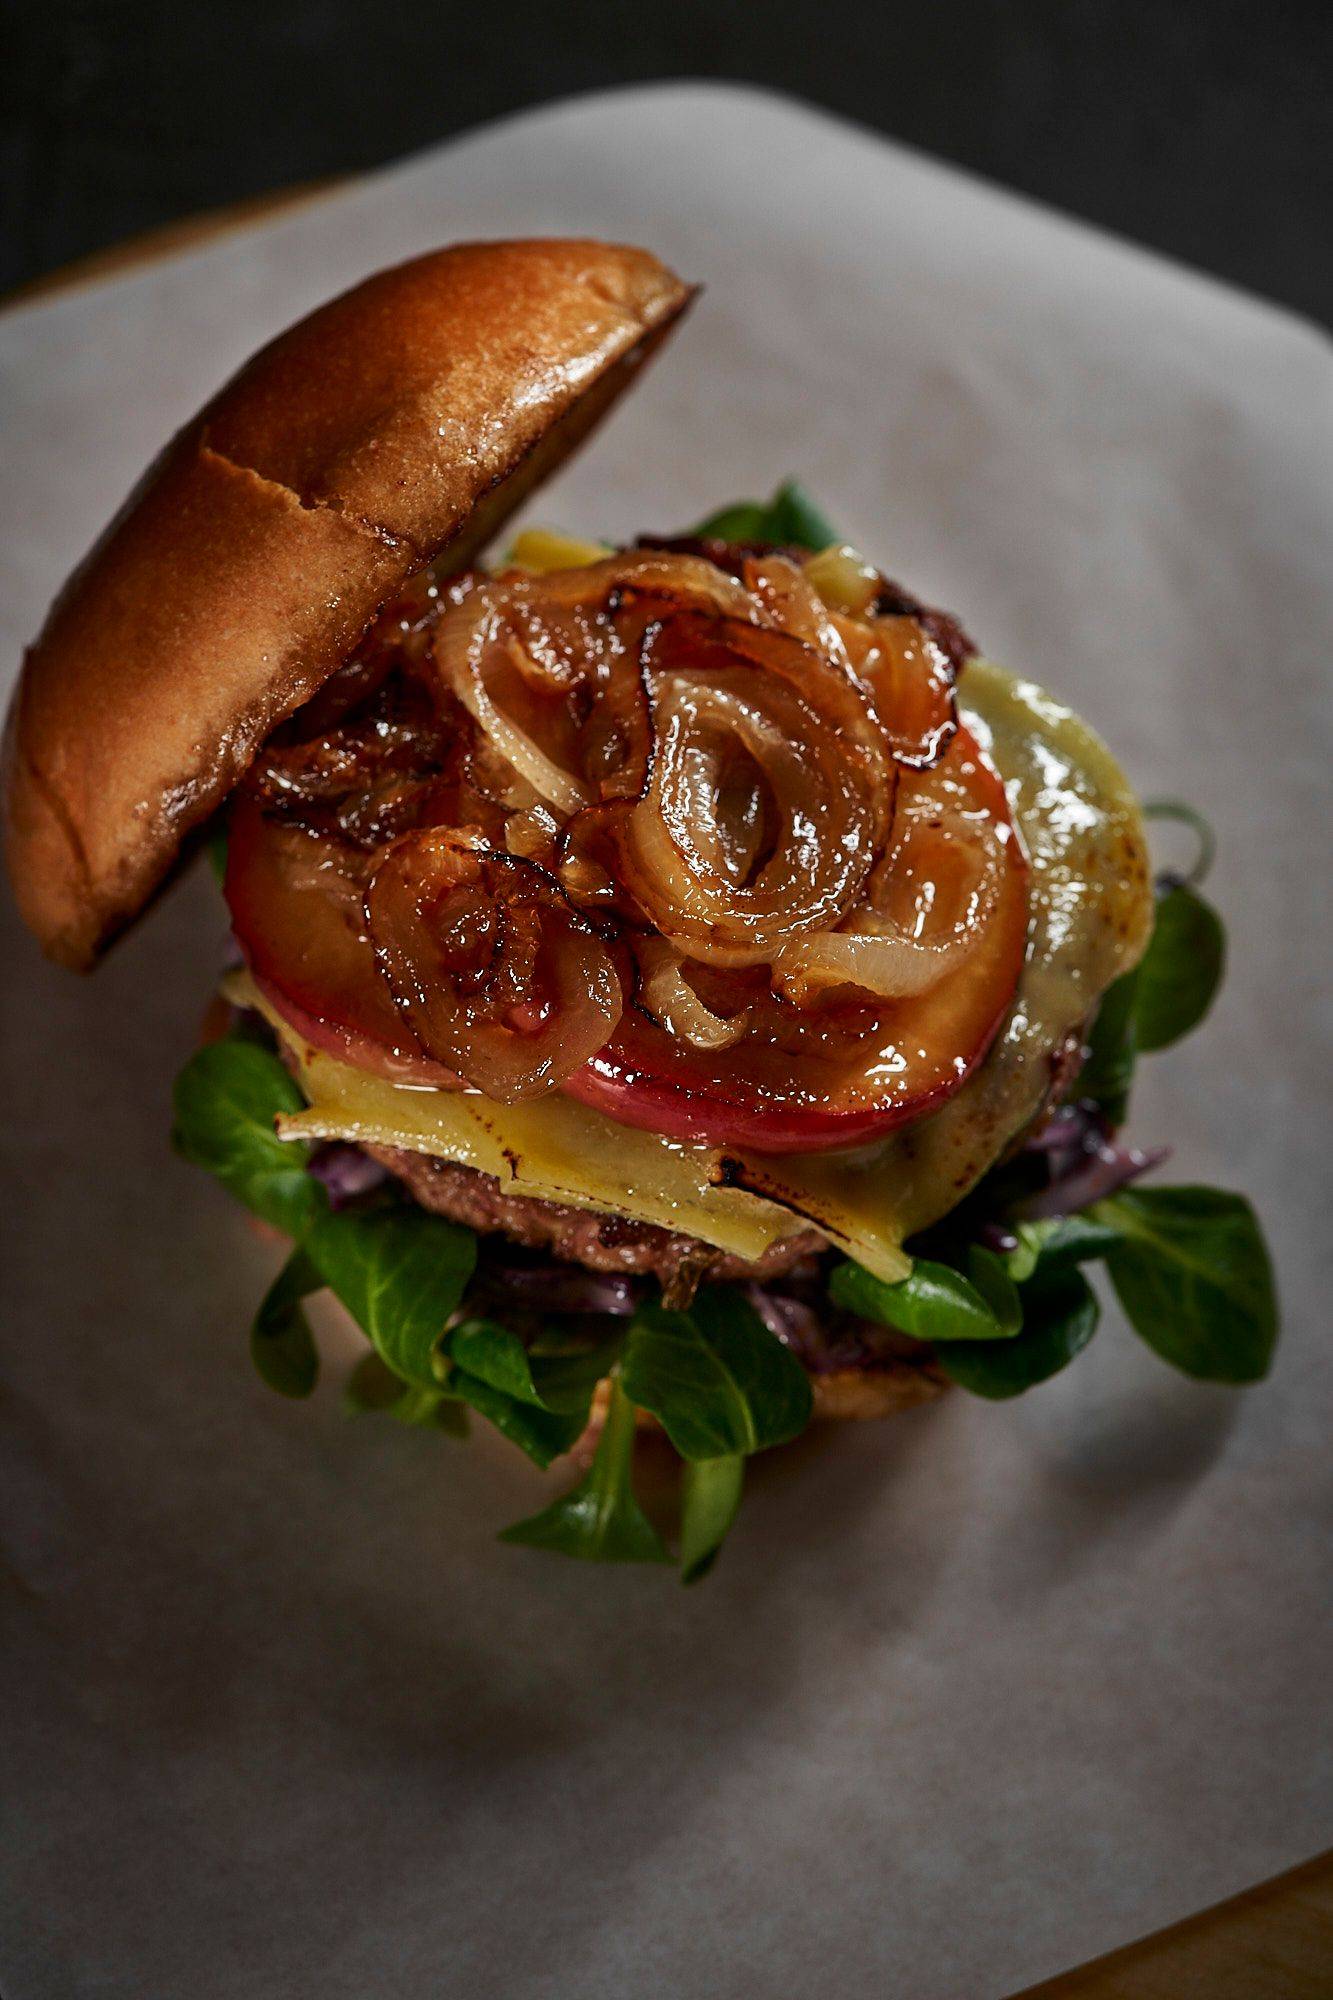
775, 766, 1008, 1001
619, 612, 895, 964
773, 851, 1000, 1001
365, 829, 621, 1101
431, 553, 756, 816
554, 549, 756, 619
841, 613, 958, 769
434, 596, 596, 814
635, 939, 749, 1050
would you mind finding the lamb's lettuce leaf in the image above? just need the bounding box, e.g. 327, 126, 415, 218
830, 1250, 1021, 1343
1132, 882, 1225, 1054
437, 1318, 623, 1468
621, 1287, 812, 1460
445, 1319, 620, 1413
1004, 1214, 1124, 1280
250, 1247, 322, 1398
307, 1205, 475, 1390
172, 1039, 326, 1237
689, 480, 838, 553
500, 1375, 670, 1563
679, 1454, 745, 1584
447, 1372, 588, 1469
1095, 1186, 1277, 1383
934, 1264, 1099, 1399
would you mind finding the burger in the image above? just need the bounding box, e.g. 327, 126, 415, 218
2, 239, 1277, 1578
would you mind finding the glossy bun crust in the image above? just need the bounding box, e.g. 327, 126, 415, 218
3, 240, 693, 968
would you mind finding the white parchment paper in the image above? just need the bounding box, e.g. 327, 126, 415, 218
2, 85, 1330, 2000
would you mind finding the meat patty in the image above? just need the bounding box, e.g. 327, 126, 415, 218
373, 1145, 947, 1424
366, 1144, 826, 1296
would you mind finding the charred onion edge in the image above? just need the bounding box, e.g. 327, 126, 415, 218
363, 830, 624, 1089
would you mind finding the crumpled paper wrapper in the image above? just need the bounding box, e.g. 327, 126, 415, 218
1, 84, 1329, 2000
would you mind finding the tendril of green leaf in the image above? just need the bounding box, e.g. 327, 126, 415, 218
1143, 798, 1216, 888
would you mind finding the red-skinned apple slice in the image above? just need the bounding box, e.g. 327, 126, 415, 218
562, 726, 1028, 1152
225, 795, 465, 1087
226, 723, 1027, 1153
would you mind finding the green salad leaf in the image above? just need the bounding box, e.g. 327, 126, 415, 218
344, 1351, 469, 1434
689, 479, 838, 553
1095, 1186, 1277, 1382
935, 1263, 1099, 1399
1081, 808, 1226, 1119
205, 821, 230, 886
250, 1247, 323, 1398
439, 1319, 621, 1468
526, 1341, 627, 1414
1006, 1214, 1124, 1280
448, 1372, 589, 1468
500, 1375, 670, 1563
1132, 882, 1225, 1054
830, 1253, 1022, 1343
1080, 969, 1139, 1126
679, 1454, 745, 1585
621, 1287, 812, 1460
307, 1205, 476, 1390
965, 1246, 1025, 1334
685, 498, 774, 543
446, 1316, 547, 1404
172, 1039, 326, 1237
444, 1319, 618, 1411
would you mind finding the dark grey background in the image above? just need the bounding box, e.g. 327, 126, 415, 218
3, 0, 1330, 324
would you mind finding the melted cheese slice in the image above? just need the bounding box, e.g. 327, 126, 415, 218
232, 662, 1150, 1284
238, 975, 811, 1267
731, 662, 1153, 1262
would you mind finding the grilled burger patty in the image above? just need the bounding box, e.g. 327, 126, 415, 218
365, 1145, 947, 1421
365, 1143, 827, 1292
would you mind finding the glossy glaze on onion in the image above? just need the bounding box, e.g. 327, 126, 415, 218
224, 542, 1029, 1150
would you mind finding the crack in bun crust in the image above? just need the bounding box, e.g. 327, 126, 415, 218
3, 240, 694, 968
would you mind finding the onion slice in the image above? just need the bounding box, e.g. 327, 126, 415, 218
635, 939, 749, 1050
802, 543, 882, 616
773, 761, 1009, 1002
431, 565, 674, 812
364, 829, 621, 1101
849, 614, 959, 769
772, 927, 975, 1002
619, 610, 895, 964
435, 598, 592, 814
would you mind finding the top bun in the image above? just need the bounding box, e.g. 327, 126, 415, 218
3, 239, 693, 968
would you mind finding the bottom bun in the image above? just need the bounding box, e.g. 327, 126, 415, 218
806, 1359, 948, 1421
585, 1352, 947, 1442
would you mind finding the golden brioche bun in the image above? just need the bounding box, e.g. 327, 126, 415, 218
3, 239, 693, 968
